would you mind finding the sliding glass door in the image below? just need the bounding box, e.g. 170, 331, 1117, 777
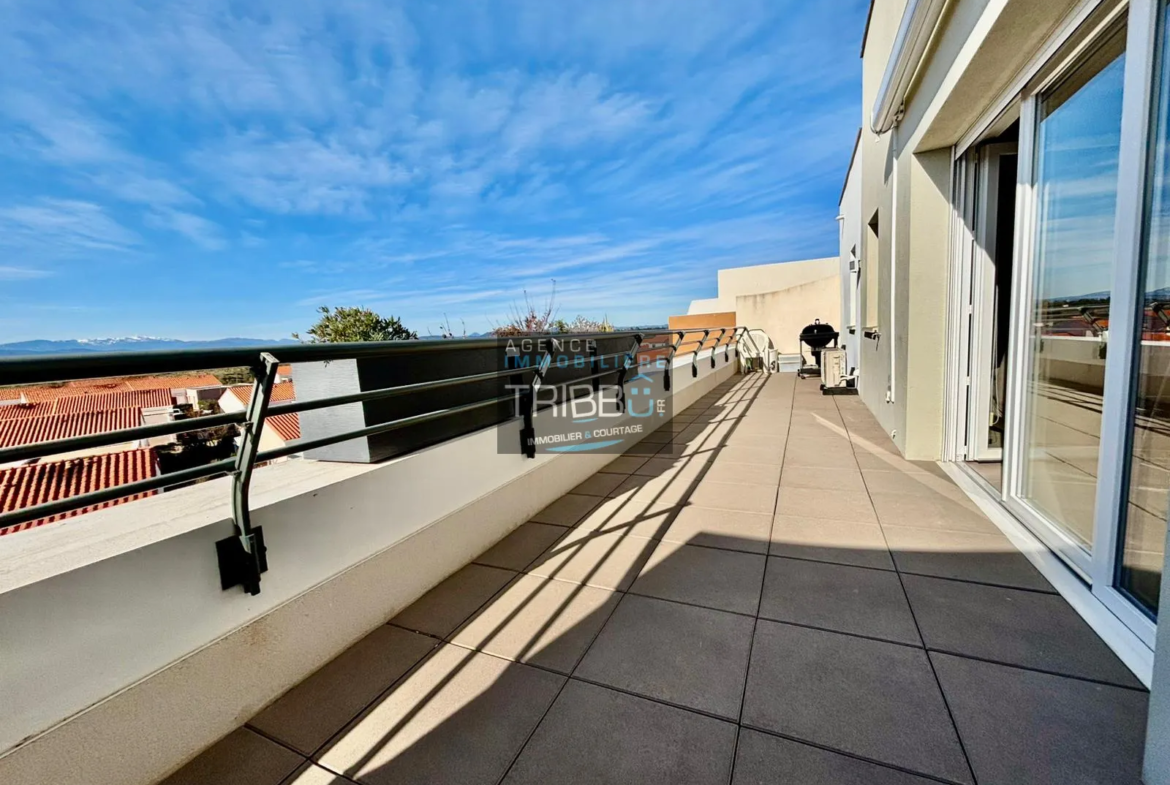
1013, 24, 1127, 571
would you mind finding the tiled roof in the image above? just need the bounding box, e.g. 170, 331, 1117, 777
0, 447, 159, 535
2, 374, 222, 403
225, 382, 299, 443
0, 389, 174, 420
266, 412, 301, 442
277, 364, 293, 377
0, 409, 143, 449
226, 380, 296, 406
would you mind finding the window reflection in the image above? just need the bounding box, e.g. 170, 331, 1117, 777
1020, 27, 1126, 553
1119, 5, 1170, 618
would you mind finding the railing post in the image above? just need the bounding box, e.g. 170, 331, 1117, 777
218, 352, 278, 595
691, 329, 710, 378
663, 331, 685, 391
589, 342, 600, 394
616, 333, 644, 412
711, 328, 727, 368
520, 350, 552, 459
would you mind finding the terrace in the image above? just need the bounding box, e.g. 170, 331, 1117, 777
0, 338, 1150, 785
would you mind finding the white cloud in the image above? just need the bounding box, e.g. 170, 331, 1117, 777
0, 199, 140, 253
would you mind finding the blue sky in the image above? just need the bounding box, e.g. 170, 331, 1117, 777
0, 0, 868, 342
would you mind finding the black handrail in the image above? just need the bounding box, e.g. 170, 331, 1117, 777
0, 328, 755, 593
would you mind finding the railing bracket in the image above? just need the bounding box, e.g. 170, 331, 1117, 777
216, 526, 268, 593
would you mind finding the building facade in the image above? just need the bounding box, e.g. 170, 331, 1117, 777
846, 0, 1170, 778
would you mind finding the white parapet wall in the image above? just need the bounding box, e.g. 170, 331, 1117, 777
0, 354, 740, 785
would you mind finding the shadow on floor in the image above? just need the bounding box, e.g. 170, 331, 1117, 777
162, 374, 1150, 785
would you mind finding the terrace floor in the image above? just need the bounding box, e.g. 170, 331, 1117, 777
163, 373, 1149, 785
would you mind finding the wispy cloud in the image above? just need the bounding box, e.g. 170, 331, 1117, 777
0, 0, 868, 340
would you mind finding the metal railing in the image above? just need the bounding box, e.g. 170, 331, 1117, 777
0, 326, 763, 593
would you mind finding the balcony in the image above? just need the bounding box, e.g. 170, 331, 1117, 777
135, 372, 1147, 785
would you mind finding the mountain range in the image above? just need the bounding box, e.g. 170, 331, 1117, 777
0, 337, 298, 357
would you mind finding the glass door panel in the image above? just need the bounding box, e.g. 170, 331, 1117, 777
1119, 2, 1170, 618
1019, 27, 1126, 557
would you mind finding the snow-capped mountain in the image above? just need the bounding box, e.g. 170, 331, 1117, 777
0, 337, 297, 357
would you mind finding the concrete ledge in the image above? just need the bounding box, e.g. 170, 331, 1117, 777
0, 358, 738, 785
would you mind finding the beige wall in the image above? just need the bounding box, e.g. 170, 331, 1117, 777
688, 257, 838, 315
734, 276, 841, 357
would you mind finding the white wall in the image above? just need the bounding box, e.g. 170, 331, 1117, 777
0, 354, 740, 785
839, 139, 862, 373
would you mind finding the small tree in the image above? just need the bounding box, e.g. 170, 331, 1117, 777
294, 306, 417, 343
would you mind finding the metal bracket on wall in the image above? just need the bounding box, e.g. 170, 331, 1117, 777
691, 329, 710, 378
520, 350, 552, 459
218, 351, 279, 595
711, 328, 727, 368
663, 331, 685, 392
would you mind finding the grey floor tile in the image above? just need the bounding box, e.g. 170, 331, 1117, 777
530, 493, 602, 526
770, 514, 894, 570
317, 645, 564, 785
599, 455, 650, 474
759, 557, 919, 645
687, 480, 777, 515
161, 728, 305, 785
526, 527, 658, 591
503, 679, 737, 785
932, 653, 1147, 785
700, 460, 782, 487
902, 575, 1142, 687
731, 729, 941, 785
282, 763, 358, 784
250, 627, 438, 755
391, 564, 516, 638
576, 594, 755, 719
742, 621, 971, 784
881, 525, 1053, 592
713, 445, 786, 466
574, 496, 681, 539
869, 491, 997, 534
662, 505, 772, 553
775, 487, 876, 524
475, 523, 568, 571
779, 465, 866, 492
571, 472, 629, 497
632, 539, 766, 615
450, 573, 620, 674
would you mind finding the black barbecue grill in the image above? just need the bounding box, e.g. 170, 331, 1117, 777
797, 320, 839, 379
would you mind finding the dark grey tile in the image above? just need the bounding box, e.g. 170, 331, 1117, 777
901, 575, 1142, 687
881, 525, 1054, 592
932, 653, 1148, 785
161, 728, 305, 785
571, 472, 630, 497
475, 523, 568, 571
391, 564, 515, 638
631, 539, 766, 615
317, 645, 564, 785
530, 493, 602, 526
742, 621, 971, 784
502, 680, 737, 785
759, 557, 919, 645
576, 594, 755, 719
599, 455, 650, 475
250, 626, 438, 755
731, 729, 940, 785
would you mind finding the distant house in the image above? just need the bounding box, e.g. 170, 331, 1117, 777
0, 446, 159, 535
217, 381, 300, 453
